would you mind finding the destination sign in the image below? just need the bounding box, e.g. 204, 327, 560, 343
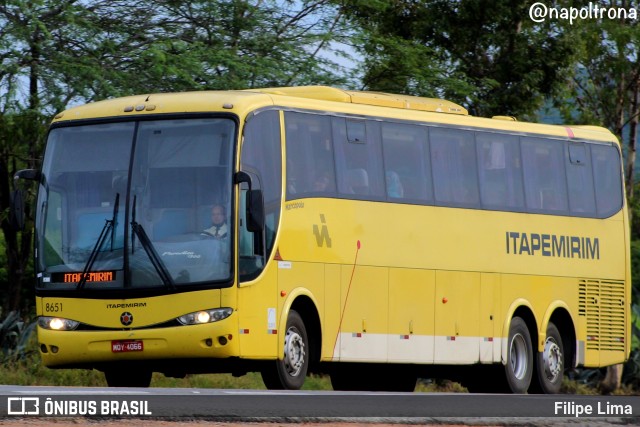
50, 271, 117, 283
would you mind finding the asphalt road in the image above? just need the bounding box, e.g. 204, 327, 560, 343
0, 386, 638, 425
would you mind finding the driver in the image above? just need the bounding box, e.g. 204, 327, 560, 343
202, 205, 228, 239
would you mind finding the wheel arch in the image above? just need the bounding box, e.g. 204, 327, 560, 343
279, 289, 322, 371
502, 300, 538, 365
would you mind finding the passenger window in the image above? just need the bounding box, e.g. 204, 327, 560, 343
333, 117, 384, 198
381, 123, 432, 202
429, 127, 479, 207
566, 143, 596, 215
284, 112, 336, 198
521, 137, 568, 213
591, 144, 623, 217
476, 132, 524, 210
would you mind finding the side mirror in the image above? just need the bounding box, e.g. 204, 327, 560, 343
14, 169, 40, 181
246, 189, 265, 232
235, 171, 265, 233
10, 189, 25, 231
11, 169, 40, 231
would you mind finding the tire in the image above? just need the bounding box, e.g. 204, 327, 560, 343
261, 310, 309, 390
532, 322, 564, 394
104, 367, 152, 387
505, 316, 533, 394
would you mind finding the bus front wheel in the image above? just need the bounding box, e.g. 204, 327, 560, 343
505, 316, 533, 394
261, 309, 309, 390
532, 322, 564, 394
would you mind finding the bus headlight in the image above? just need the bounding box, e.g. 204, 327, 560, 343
177, 308, 233, 325
38, 317, 80, 331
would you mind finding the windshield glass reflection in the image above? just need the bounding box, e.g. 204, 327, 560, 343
36, 118, 235, 291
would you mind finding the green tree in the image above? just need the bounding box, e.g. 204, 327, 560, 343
0, 0, 350, 312
337, 0, 579, 117
556, 2, 640, 202
148, 0, 350, 90
0, 0, 80, 312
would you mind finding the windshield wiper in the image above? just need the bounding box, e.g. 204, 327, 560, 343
77, 193, 119, 290
110, 192, 120, 251
130, 220, 176, 290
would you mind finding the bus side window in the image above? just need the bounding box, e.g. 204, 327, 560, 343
566, 143, 596, 215
285, 117, 309, 197
521, 138, 568, 213
429, 127, 479, 207
381, 122, 432, 202
333, 117, 384, 199
284, 112, 336, 198
591, 144, 623, 217
476, 132, 524, 210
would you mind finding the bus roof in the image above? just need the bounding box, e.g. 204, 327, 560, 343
251, 86, 468, 115
51, 86, 618, 144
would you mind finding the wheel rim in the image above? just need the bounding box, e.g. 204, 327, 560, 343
283, 326, 305, 377
509, 333, 528, 380
542, 337, 563, 383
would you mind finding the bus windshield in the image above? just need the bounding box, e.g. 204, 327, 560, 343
36, 118, 235, 292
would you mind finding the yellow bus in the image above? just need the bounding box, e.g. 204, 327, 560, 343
16, 86, 630, 393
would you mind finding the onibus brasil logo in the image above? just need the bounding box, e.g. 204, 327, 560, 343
7, 397, 152, 416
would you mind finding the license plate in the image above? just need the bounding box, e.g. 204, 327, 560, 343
111, 340, 143, 353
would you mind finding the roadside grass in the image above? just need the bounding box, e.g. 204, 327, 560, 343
0, 336, 635, 394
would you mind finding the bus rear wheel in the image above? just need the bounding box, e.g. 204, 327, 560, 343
531, 322, 564, 394
505, 316, 533, 394
104, 367, 152, 387
261, 309, 309, 390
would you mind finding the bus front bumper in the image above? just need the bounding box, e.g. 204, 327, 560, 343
37, 316, 239, 368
